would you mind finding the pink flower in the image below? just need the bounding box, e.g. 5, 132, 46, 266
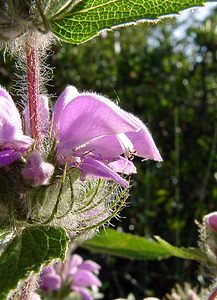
39, 266, 62, 291
52, 86, 162, 187
0, 86, 33, 167
40, 254, 102, 300
0, 85, 162, 187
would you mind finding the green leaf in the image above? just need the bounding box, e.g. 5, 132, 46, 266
40, 0, 78, 18
0, 230, 13, 256
50, 0, 211, 44
154, 236, 206, 262
82, 229, 206, 262
0, 226, 69, 300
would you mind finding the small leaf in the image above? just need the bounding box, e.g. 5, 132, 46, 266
0, 230, 14, 255
0, 226, 69, 300
82, 229, 206, 262
50, 0, 210, 44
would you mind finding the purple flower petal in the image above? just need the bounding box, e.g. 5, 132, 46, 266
23, 95, 50, 138
53, 86, 79, 134
21, 151, 54, 186
39, 95, 50, 137
74, 135, 123, 158
54, 88, 162, 184
64, 254, 83, 277
0, 149, 21, 167
57, 93, 140, 151
70, 254, 83, 267
108, 157, 136, 175
79, 260, 101, 273
73, 287, 93, 300
0, 86, 23, 141
204, 212, 217, 233
0, 86, 33, 163
73, 269, 102, 288
79, 157, 129, 188
112, 108, 162, 161
40, 267, 62, 291
41, 266, 54, 274
126, 127, 163, 161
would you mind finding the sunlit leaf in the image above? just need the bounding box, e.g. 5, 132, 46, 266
82, 229, 206, 262
51, 0, 212, 44
0, 226, 68, 300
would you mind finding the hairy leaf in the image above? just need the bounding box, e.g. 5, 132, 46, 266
50, 0, 211, 44
0, 226, 68, 300
82, 229, 206, 262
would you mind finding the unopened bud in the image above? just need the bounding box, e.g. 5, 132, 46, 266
202, 212, 217, 263
31, 293, 41, 300
204, 212, 217, 233
21, 151, 54, 187
187, 290, 200, 300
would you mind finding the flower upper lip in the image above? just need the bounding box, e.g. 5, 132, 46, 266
54, 90, 162, 161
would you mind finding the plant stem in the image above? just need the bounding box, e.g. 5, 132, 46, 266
26, 43, 41, 147
208, 287, 217, 300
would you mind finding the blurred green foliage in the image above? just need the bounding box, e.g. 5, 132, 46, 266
0, 7, 217, 300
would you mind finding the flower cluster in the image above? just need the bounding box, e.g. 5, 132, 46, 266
0, 85, 162, 187
0, 85, 162, 234
39, 254, 102, 300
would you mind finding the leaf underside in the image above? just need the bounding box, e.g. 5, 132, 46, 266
50, 0, 210, 44
0, 226, 68, 300
82, 229, 206, 262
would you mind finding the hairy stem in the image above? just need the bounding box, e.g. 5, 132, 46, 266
26, 43, 41, 147
208, 287, 217, 300
10, 275, 38, 300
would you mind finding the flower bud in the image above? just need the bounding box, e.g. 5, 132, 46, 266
204, 212, 217, 233
40, 266, 62, 292
40, 254, 102, 299
201, 212, 217, 264
31, 293, 41, 300
21, 151, 54, 187
187, 290, 200, 300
